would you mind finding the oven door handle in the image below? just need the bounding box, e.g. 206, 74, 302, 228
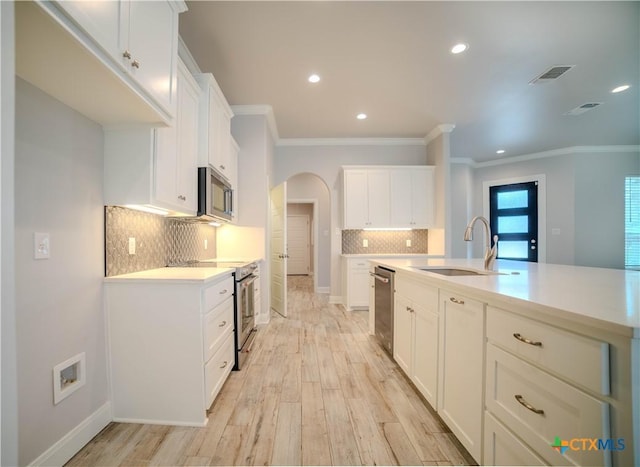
238, 274, 257, 289
370, 272, 390, 284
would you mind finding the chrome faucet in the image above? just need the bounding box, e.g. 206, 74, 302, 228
464, 216, 498, 271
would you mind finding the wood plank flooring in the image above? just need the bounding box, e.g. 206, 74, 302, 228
67, 276, 475, 466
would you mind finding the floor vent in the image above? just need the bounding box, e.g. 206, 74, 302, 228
529, 65, 574, 84
565, 102, 603, 116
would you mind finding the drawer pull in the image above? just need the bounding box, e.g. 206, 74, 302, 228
406, 306, 414, 313
219, 289, 228, 295
515, 394, 545, 415
220, 361, 228, 369
218, 320, 227, 327
513, 333, 543, 347
449, 297, 465, 305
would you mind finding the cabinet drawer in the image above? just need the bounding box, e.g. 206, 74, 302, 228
487, 307, 609, 395
203, 296, 234, 363
204, 331, 234, 408
486, 344, 610, 467
203, 275, 234, 313
350, 259, 370, 269
396, 276, 438, 309
484, 412, 548, 466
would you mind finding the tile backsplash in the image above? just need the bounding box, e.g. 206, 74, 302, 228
105, 206, 217, 276
342, 229, 428, 254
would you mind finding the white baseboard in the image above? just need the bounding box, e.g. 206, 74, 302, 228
29, 401, 112, 467
329, 295, 343, 304
316, 287, 329, 294
111, 416, 207, 427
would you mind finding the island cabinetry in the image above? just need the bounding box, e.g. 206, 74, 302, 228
194, 73, 234, 182
437, 290, 485, 462
104, 58, 199, 215
342, 258, 371, 310
389, 167, 435, 228
484, 306, 615, 466
105, 273, 234, 426
393, 273, 439, 407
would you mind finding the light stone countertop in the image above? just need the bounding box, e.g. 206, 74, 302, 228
341, 253, 441, 258
370, 258, 640, 336
104, 267, 234, 284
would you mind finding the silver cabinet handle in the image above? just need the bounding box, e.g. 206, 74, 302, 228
218, 321, 227, 327
406, 306, 414, 313
369, 273, 389, 283
515, 395, 544, 415
122, 50, 132, 60
177, 195, 186, 201
449, 297, 465, 305
220, 361, 228, 369
513, 333, 543, 347
131, 59, 140, 69
219, 289, 228, 294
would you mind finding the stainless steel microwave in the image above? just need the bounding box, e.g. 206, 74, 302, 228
197, 166, 233, 222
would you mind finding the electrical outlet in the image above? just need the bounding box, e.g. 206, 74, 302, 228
128, 237, 136, 255
406, 239, 412, 247
204, 238, 208, 250
363, 239, 369, 248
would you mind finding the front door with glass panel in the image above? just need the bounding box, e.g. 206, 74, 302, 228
489, 182, 538, 262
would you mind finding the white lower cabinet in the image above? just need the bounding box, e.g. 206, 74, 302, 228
437, 290, 485, 462
484, 412, 549, 466
342, 258, 371, 310
393, 273, 439, 408
105, 273, 234, 426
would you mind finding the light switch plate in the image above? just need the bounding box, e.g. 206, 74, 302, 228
406, 239, 412, 247
34, 232, 50, 259
128, 237, 136, 255
363, 239, 369, 248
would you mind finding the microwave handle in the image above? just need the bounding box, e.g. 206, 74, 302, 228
226, 188, 233, 215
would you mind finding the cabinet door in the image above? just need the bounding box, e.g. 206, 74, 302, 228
350, 266, 370, 308
344, 170, 369, 229
154, 118, 179, 209
390, 169, 413, 227
127, 0, 177, 113
56, 0, 123, 62
393, 295, 413, 375
411, 169, 435, 228
412, 305, 438, 408
175, 63, 199, 213
366, 170, 390, 227
438, 292, 484, 462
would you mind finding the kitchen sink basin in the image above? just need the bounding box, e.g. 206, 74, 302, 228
416, 267, 505, 276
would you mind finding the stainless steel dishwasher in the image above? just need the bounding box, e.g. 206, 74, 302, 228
372, 266, 395, 355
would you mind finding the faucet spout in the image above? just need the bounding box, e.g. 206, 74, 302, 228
464, 216, 498, 270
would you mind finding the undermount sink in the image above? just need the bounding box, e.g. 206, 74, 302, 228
416, 267, 505, 276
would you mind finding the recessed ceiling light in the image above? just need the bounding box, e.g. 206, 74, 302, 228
308, 74, 320, 83
611, 84, 630, 93
451, 43, 468, 54
356, 113, 367, 120
496, 149, 505, 154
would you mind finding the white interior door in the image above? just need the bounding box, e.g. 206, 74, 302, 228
270, 182, 287, 317
287, 215, 310, 275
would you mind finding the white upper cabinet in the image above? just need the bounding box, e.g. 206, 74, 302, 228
104, 59, 199, 215
194, 73, 234, 182
343, 168, 390, 229
343, 166, 434, 229
17, 0, 185, 125
390, 167, 435, 228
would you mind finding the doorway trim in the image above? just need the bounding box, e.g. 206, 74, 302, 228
482, 174, 547, 263
288, 198, 319, 293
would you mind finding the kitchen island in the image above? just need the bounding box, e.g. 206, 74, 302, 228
370, 258, 639, 467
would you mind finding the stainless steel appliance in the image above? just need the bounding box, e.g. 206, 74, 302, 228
197, 166, 233, 223
372, 266, 395, 355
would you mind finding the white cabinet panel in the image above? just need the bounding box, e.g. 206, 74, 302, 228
342, 258, 371, 310
413, 306, 439, 407
366, 170, 390, 227
343, 170, 369, 229
484, 412, 548, 466
390, 167, 435, 228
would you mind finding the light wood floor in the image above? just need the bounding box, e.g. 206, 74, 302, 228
67, 276, 475, 466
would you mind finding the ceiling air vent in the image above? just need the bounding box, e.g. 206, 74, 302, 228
529, 65, 574, 84
565, 102, 603, 116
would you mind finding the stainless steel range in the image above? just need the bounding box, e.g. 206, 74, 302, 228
168, 260, 258, 370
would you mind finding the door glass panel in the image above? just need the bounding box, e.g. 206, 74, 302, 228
497, 241, 529, 259
497, 216, 529, 234
497, 190, 528, 209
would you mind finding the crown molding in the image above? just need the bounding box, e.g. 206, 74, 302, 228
277, 137, 426, 147
473, 145, 640, 168
450, 157, 475, 165
231, 105, 280, 143
177, 36, 201, 75
424, 124, 456, 146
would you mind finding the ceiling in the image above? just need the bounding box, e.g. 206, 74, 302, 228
179, 1, 639, 162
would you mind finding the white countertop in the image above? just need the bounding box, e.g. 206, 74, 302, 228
104, 267, 234, 284
371, 258, 640, 335
342, 253, 442, 258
